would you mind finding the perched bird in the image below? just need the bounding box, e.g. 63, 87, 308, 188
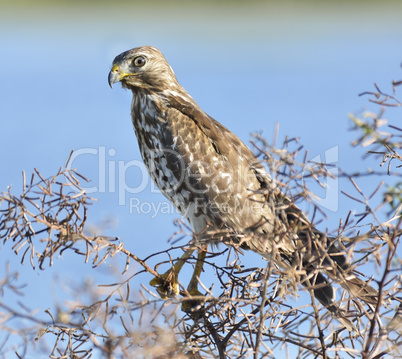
108, 46, 377, 327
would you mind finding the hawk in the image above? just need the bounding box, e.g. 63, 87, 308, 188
108, 46, 377, 327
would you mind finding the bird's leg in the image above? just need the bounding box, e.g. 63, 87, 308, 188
149, 247, 195, 299
181, 246, 207, 312
187, 248, 207, 295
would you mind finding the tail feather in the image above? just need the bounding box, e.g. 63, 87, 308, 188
282, 237, 378, 331
307, 270, 377, 332
274, 206, 378, 329
334, 272, 378, 305
325, 243, 378, 305
300, 268, 358, 332
301, 270, 336, 310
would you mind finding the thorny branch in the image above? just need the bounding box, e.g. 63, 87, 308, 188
359, 80, 402, 107
353, 78, 402, 173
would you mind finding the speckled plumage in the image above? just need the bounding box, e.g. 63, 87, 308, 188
109, 46, 377, 320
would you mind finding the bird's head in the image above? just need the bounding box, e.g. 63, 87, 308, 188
108, 46, 178, 92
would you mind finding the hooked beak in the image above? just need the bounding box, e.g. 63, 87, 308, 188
108, 63, 138, 88
108, 64, 121, 88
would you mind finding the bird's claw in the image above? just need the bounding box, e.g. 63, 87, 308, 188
181, 288, 205, 313
149, 271, 180, 299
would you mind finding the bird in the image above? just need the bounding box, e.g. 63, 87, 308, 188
108, 46, 377, 328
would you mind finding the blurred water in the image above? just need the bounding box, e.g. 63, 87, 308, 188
1, 2, 402, 357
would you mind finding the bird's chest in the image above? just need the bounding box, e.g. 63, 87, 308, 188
129, 94, 273, 237
131, 96, 200, 213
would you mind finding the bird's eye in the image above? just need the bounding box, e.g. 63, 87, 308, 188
133, 56, 146, 67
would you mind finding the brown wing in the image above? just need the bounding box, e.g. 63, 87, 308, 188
152, 94, 296, 256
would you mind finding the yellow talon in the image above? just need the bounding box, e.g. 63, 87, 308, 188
149, 246, 207, 308
181, 287, 205, 313
149, 269, 180, 299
